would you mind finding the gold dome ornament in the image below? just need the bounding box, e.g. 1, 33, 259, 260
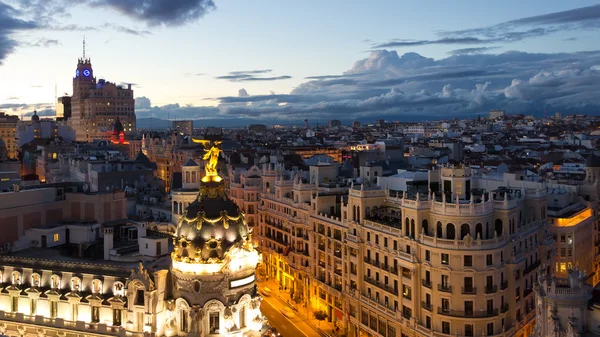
191, 139, 223, 182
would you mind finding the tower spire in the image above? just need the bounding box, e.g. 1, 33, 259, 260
83, 35, 86, 60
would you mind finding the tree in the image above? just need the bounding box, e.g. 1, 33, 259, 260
313, 310, 328, 330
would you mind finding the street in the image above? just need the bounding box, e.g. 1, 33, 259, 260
261, 297, 307, 337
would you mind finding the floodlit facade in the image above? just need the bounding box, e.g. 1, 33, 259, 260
0, 144, 265, 336
69, 57, 136, 142
252, 163, 554, 337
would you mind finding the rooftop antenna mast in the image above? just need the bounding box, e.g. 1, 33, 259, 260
83, 35, 86, 59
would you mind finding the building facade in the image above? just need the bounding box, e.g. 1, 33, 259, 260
69, 58, 136, 142
0, 149, 265, 337
250, 164, 554, 337
172, 121, 193, 136
0, 112, 18, 159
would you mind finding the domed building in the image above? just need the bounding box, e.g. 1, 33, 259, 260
168, 140, 263, 336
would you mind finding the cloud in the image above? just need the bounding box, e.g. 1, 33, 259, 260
103, 23, 151, 36
215, 69, 292, 82
25, 38, 62, 48
0, 2, 38, 64
212, 49, 600, 121
373, 5, 600, 50
238, 88, 249, 97
86, 0, 216, 26
30, 85, 43, 88
135, 96, 152, 109
448, 47, 499, 55
5, 96, 19, 100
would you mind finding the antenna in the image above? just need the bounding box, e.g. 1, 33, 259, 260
83, 35, 86, 59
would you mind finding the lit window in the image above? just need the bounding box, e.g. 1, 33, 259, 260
54, 233, 59, 242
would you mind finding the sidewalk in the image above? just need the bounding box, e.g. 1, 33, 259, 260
258, 278, 337, 337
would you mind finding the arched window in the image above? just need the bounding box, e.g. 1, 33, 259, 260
71, 277, 81, 292
113, 282, 125, 297
357, 206, 360, 223
495, 219, 503, 236
31, 273, 41, 287
353, 205, 357, 221
92, 279, 102, 294
405, 218, 410, 236
191, 171, 197, 183
50, 275, 60, 289
410, 219, 415, 239
365, 207, 371, 218
436, 222, 443, 238
475, 223, 483, 239
460, 224, 470, 239
446, 223, 456, 240
422, 220, 429, 236
185, 171, 190, 183
12, 271, 21, 285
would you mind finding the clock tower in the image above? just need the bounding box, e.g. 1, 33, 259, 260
68, 38, 136, 142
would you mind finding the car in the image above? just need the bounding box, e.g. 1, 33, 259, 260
268, 327, 280, 337
281, 307, 295, 318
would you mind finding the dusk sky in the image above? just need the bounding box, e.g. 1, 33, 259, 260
1, 0, 600, 122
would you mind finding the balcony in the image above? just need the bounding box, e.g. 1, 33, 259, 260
524, 260, 541, 276
363, 257, 380, 268
485, 285, 498, 294
523, 288, 534, 297
438, 284, 452, 293
437, 307, 499, 318
501, 281, 508, 290
462, 287, 477, 295
363, 276, 398, 295
422, 280, 432, 289
501, 303, 509, 313
333, 250, 342, 258
318, 244, 326, 252
421, 301, 432, 311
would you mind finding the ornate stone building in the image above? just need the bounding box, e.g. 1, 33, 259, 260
0, 143, 264, 336
68, 57, 136, 142
251, 163, 554, 337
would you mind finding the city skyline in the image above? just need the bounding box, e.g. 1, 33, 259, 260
1, 0, 600, 122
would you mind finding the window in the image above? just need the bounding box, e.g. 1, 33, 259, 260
402, 285, 412, 300
441, 275, 449, 288
113, 309, 122, 326
181, 310, 188, 332
560, 248, 566, 257
384, 237, 388, 247
441, 253, 449, 265
487, 323, 494, 335
53, 233, 59, 242
442, 298, 450, 312
11, 296, 18, 312
375, 235, 379, 245
442, 321, 450, 334
50, 300, 58, 318
30, 298, 37, 315
426, 316, 431, 329
210, 312, 220, 334
486, 254, 493, 266
464, 255, 472, 267
135, 289, 145, 306
367, 232, 371, 242
560, 234, 565, 242
92, 306, 100, 323
425, 250, 430, 262
465, 324, 474, 336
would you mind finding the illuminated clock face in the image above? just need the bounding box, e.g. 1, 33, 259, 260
83, 69, 91, 77
76, 69, 79, 77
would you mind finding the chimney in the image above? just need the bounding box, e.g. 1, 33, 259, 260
103, 227, 114, 260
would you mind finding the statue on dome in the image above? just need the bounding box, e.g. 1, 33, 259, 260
192, 139, 223, 182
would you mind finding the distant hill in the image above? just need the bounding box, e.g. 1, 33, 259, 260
136, 118, 172, 129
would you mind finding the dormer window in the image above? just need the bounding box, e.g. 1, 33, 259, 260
71, 277, 81, 292
135, 289, 145, 306
11, 271, 21, 285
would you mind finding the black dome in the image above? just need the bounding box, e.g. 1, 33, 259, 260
31, 110, 39, 122
113, 118, 124, 134
173, 181, 249, 261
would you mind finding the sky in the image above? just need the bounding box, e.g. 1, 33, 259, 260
1, 0, 600, 123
